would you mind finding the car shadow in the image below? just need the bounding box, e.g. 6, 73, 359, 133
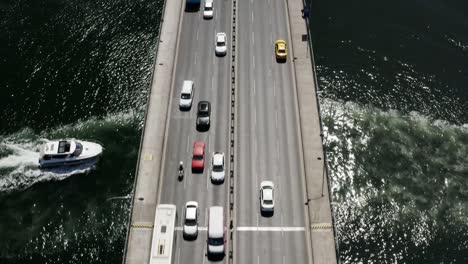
183, 234, 198, 241
196, 124, 210, 132
192, 167, 204, 173
179, 106, 191, 111
211, 179, 224, 185
207, 252, 225, 262
276, 57, 287, 64
260, 210, 274, 218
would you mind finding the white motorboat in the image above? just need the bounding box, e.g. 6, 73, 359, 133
39, 139, 103, 168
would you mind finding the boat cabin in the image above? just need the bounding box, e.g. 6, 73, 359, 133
40, 140, 83, 160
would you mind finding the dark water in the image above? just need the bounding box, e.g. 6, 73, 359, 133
1, 0, 467, 262
0, 0, 163, 263
310, 0, 468, 263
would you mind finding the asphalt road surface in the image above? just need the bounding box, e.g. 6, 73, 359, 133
158, 1, 232, 264
235, 0, 310, 263
158, 0, 309, 263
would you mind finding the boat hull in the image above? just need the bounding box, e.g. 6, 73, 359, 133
39, 155, 101, 168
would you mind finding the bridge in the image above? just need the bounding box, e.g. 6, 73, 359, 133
122, 0, 337, 263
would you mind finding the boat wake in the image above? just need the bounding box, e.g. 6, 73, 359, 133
0, 142, 96, 192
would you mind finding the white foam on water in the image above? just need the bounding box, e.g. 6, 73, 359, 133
0, 143, 40, 168
0, 143, 96, 192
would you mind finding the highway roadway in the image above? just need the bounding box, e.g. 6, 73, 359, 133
157, 1, 232, 264
158, 0, 310, 263
235, 0, 310, 263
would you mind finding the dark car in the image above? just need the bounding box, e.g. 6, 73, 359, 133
196, 101, 211, 131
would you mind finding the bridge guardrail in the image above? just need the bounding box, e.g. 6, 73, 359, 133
301, 0, 340, 262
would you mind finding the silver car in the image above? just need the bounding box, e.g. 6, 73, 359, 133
260, 181, 275, 212
211, 152, 225, 183
183, 201, 199, 239
179, 80, 194, 110
215, 32, 227, 56
203, 0, 214, 19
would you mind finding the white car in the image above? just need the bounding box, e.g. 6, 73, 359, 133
179, 80, 194, 110
260, 181, 275, 212
215, 32, 227, 56
211, 152, 225, 183
203, 0, 214, 19
183, 201, 199, 239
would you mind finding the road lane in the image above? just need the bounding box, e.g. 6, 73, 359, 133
235, 0, 310, 263
158, 1, 232, 263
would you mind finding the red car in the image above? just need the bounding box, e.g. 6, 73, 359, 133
192, 141, 205, 172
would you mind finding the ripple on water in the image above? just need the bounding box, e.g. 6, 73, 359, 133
322, 99, 468, 262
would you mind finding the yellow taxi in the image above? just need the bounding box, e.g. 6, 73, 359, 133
275, 40, 287, 61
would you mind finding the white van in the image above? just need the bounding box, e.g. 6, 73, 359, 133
207, 206, 225, 256
179, 80, 194, 110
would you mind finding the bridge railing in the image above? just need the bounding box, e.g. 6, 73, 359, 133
300, 0, 340, 262
121, 0, 168, 263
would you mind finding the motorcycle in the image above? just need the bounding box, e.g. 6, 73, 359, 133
178, 169, 184, 181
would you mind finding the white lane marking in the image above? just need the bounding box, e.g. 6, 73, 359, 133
197, 28, 199, 40
206, 168, 209, 190
237, 226, 306, 231
281, 213, 285, 237
176, 247, 181, 264
283, 256, 286, 264
252, 31, 254, 45
257, 255, 260, 264
275, 111, 278, 129
253, 105, 256, 126
175, 226, 208, 231
276, 143, 280, 164
187, 135, 190, 152
253, 79, 256, 95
